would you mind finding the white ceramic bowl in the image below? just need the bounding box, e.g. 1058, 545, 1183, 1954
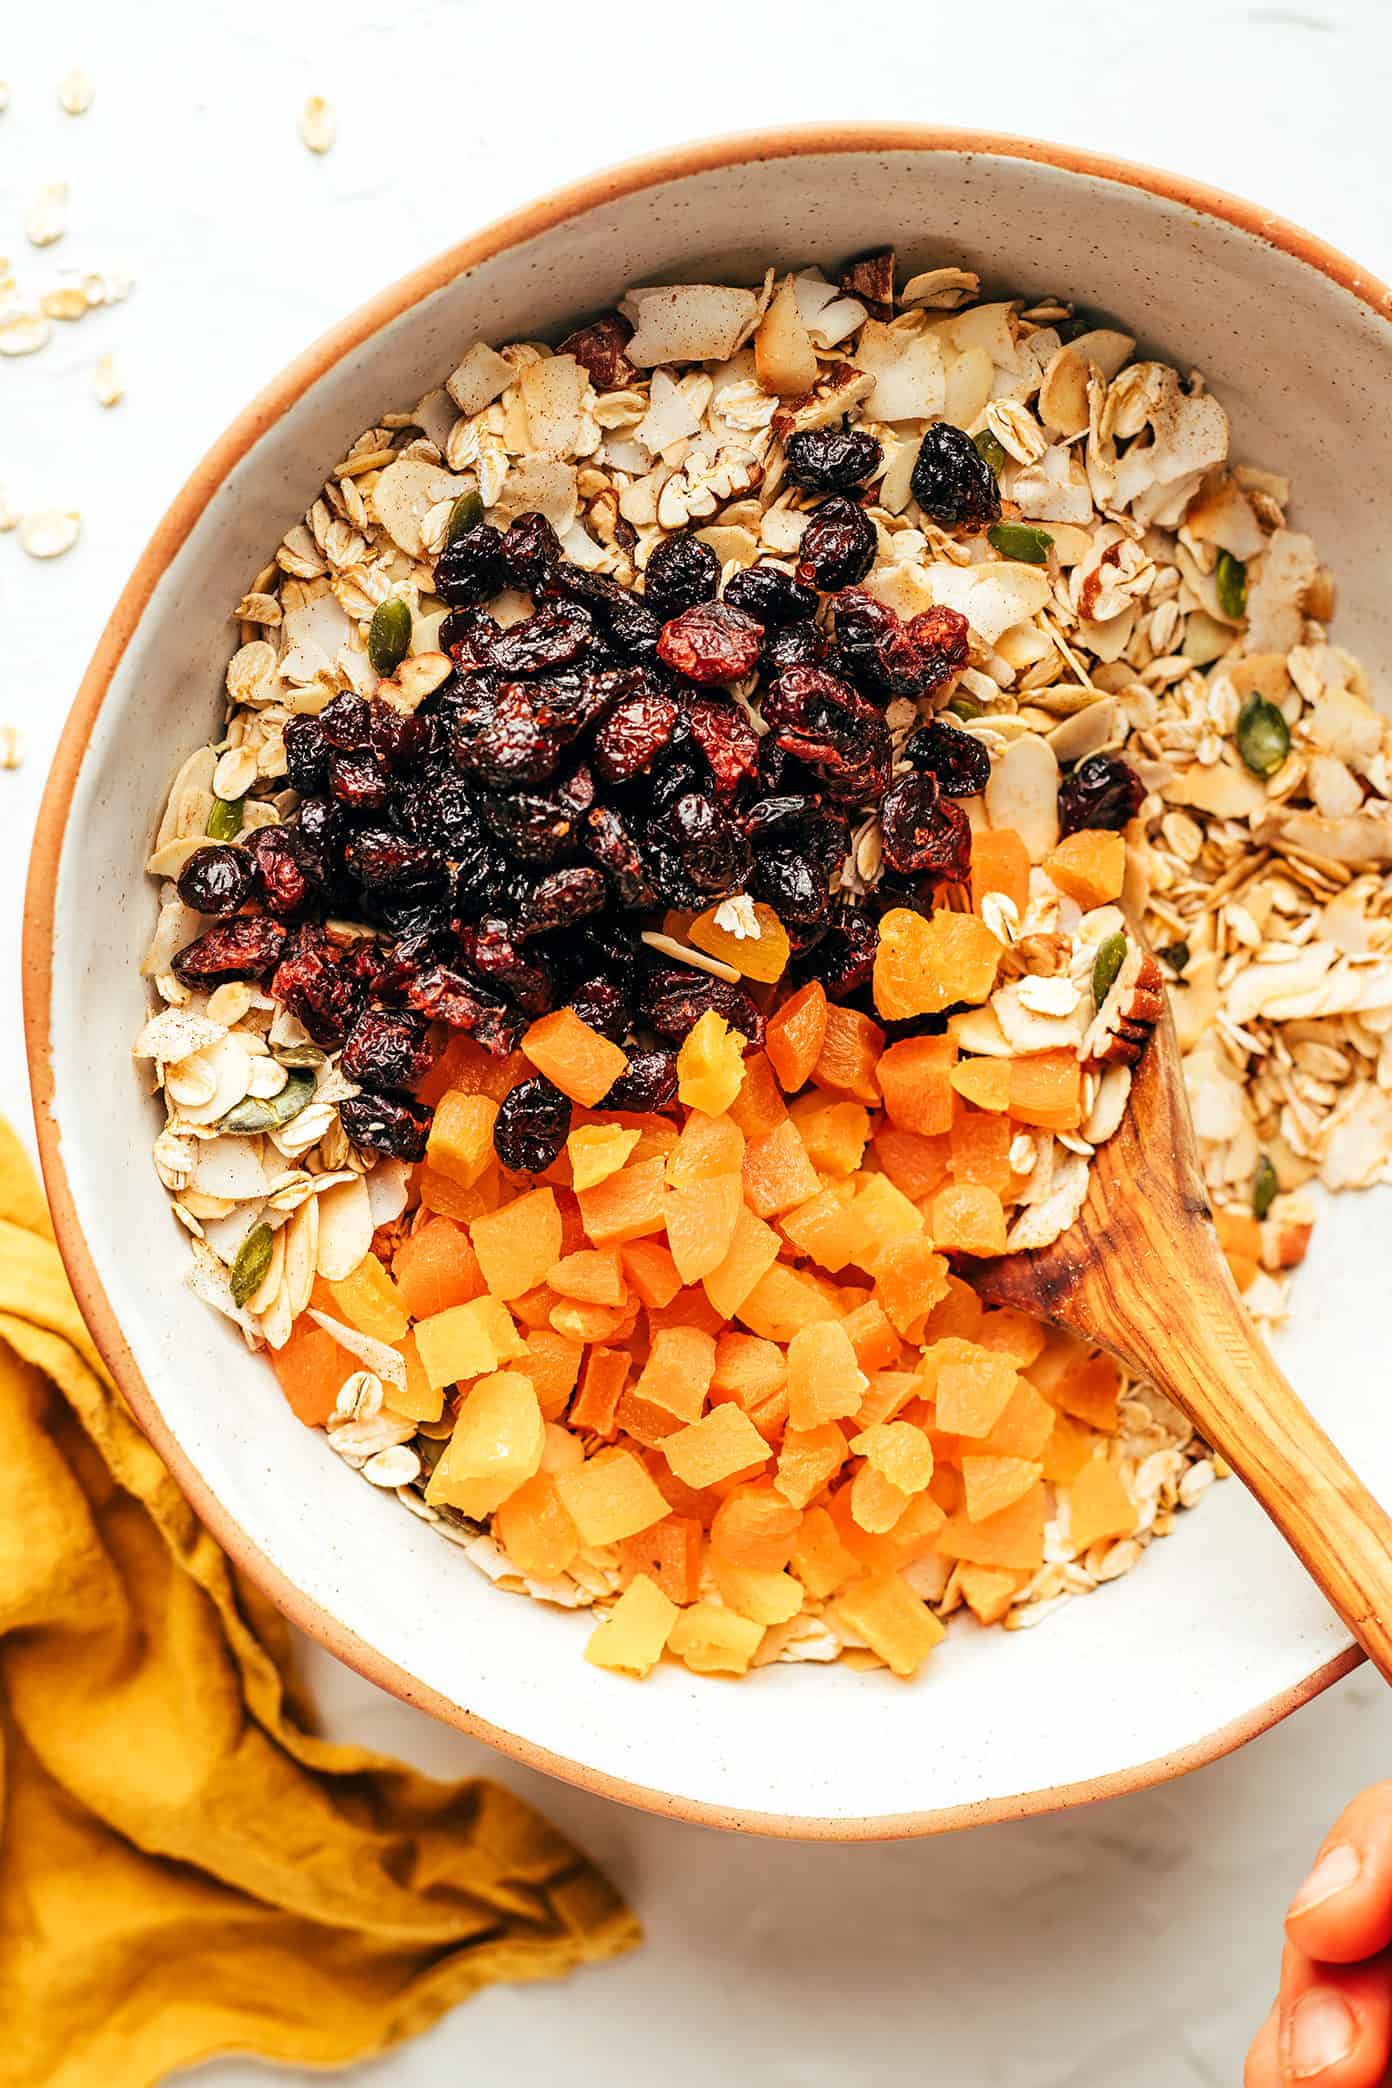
26, 128, 1392, 1837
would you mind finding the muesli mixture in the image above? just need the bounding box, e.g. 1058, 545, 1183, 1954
136, 249, 1388, 1681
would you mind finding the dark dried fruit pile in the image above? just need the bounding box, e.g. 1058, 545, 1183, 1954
172, 501, 975, 1169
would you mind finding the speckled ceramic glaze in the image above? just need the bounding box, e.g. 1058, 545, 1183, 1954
25, 130, 1392, 1837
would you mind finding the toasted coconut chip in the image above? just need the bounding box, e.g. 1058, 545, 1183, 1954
191, 1135, 269, 1202
900, 267, 980, 311
1161, 761, 1267, 821
853, 320, 945, 423
200, 1201, 269, 1264
186, 1238, 257, 1335
489, 457, 577, 533
1245, 528, 1319, 654
1008, 444, 1094, 525
280, 587, 354, 682
790, 272, 867, 347
1069, 328, 1136, 382
365, 1158, 411, 1227
754, 278, 819, 398
445, 341, 513, 416
942, 345, 994, 428
928, 560, 1051, 647
622, 285, 758, 367
984, 732, 1060, 861
1184, 471, 1266, 560
370, 457, 472, 559
519, 353, 586, 458
133, 1006, 224, 1063
315, 1172, 375, 1280
308, 1309, 407, 1393
634, 367, 702, 455
1006, 1149, 1090, 1250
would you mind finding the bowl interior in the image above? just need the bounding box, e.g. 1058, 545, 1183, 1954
39, 140, 1392, 1831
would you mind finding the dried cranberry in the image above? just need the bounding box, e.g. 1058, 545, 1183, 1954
567, 976, 631, 1042
292, 797, 348, 898
343, 826, 446, 896
903, 719, 991, 797
882, 778, 973, 881
752, 849, 831, 927
642, 969, 764, 1047
451, 841, 514, 918
593, 690, 679, 782
447, 680, 563, 785
494, 1075, 572, 1174
340, 1089, 432, 1163
797, 905, 878, 997
765, 666, 891, 806
832, 589, 925, 696
341, 1008, 436, 1092
794, 496, 877, 591
396, 769, 482, 850
666, 791, 753, 896
722, 562, 818, 626
516, 864, 608, 937
1058, 753, 1146, 836
458, 917, 553, 1014
480, 784, 584, 863
327, 746, 390, 813
245, 825, 323, 918
784, 427, 883, 493
549, 568, 659, 659
906, 606, 971, 692
435, 523, 506, 606
172, 913, 286, 984
557, 313, 638, 391
320, 693, 373, 750
176, 845, 255, 916
499, 511, 562, 590
370, 707, 434, 771
742, 793, 818, 845
270, 927, 364, 1045
761, 621, 825, 675
441, 606, 501, 672
687, 696, 759, 801
584, 805, 657, 908
486, 601, 594, 677
403, 963, 520, 1052
642, 534, 721, 620
284, 715, 329, 795
600, 1047, 678, 1111
657, 601, 763, 685
909, 423, 1001, 530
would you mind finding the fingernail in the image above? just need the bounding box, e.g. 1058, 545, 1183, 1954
1290, 1843, 1362, 1916
1284, 1988, 1358, 2077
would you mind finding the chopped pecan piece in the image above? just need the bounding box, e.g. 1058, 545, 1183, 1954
839, 248, 896, 321
1089, 951, 1165, 1067
771, 361, 876, 440
557, 312, 638, 391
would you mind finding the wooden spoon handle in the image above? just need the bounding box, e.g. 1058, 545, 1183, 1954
1101, 1260, 1392, 1685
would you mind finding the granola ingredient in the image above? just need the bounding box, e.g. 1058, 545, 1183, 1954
1057, 754, 1145, 836
910, 422, 1002, 529
1235, 692, 1291, 778
367, 598, 413, 676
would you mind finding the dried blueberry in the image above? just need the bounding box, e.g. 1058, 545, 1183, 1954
340, 1088, 432, 1162
599, 1047, 678, 1111
832, 589, 925, 696
567, 976, 632, 1043
752, 848, 831, 927
370, 706, 435, 772
343, 826, 447, 897
641, 968, 764, 1047
1058, 753, 1146, 835
549, 567, 659, 659
435, 523, 506, 606
722, 562, 818, 626
486, 600, 594, 677
499, 511, 563, 590
516, 864, 609, 937
909, 422, 1002, 530
794, 496, 877, 591
340, 1008, 436, 1092
903, 718, 991, 797
457, 917, 553, 1014
319, 692, 373, 750
245, 825, 324, 918
176, 844, 255, 916
761, 620, 825, 675
284, 715, 329, 796
784, 427, 883, 494
797, 904, 878, 997
480, 783, 584, 863
440, 605, 502, 672
493, 1075, 572, 1174
642, 534, 721, 620
666, 791, 753, 896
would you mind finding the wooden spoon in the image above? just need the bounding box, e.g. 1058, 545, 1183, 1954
972, 990, 1392, 1682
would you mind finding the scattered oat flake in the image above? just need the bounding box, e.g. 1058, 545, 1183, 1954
41, 285, 88, 322
0, 312, 52, 357
58, 69, 94, 115
0, 726, 25, 771
299, 96, 336, 154
19, 510, 81, 560
93, 350, 124, 406
26, 182, 69, 249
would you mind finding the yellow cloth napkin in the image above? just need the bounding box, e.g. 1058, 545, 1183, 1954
0, 1118, 638, 2088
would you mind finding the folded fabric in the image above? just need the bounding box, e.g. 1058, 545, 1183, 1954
0, 1117, 637, 2088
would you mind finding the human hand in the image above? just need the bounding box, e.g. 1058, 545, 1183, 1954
1246, 1785, 1392, 2084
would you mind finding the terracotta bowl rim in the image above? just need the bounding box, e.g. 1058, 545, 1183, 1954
23, 122, 1381, 1839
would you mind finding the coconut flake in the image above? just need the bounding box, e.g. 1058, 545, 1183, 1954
307, 1308, 407, 1392
623, 285, 758, 367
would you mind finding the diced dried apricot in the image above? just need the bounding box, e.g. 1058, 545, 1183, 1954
737, 1262, 841, 1342
781, 1185, 859, 1275
788, 1094, 870, 1177
620, 1238, 683, 1310
872, 1237, 951, 1341
585, 1573, 679, 1678
547, 1247, 627, 1306
688, 901, 791, 982
702, 1203, 782, 1321
666, 1109, 745, 1186
726, 1052, 790, 1138
327, 1251, 410, 1345
1044, 827, 1126, 907
391, 1217, 484, 1320
840, 1297, 902, 1374
1069, 1455, 1137, 1551
522, 1007, 628, 1107
971, 827, 1031, 920
956, 1562, 1024, 1626
931, 1182, 1008, 1257
420, 1035, 528, 1108
766, 979, 829, 1091
1049, 1351, 1122, 1434
832, 1572, 945, 1678
961, 1453, 1043, 1522
786, 1318, 866, 1430
550, 1298, 630, 1344
813, 1003, 884, 1104
935, 1482, 1047, 1570
845, 1173, 925, 1274
567, 1346, 628, 1439
850, 1463, 911, 1534
664, 1403, 769, 1489
873, 906, 1001, 1021
749, 1379, 793, 1447
975, 1308, 1048, 1369
774, 1422, 848, 1509
742, 1119, 821, 1219
617, 1513, 703, 1606
419, 1165, 500, 1223
877, 1034, 958, 1137
973, 1376, 1055, 1461
1215, 1207, 1262, 1268
518, 1326, 584, 1420
950, 1058, 1011, 1113
1041, 1411, 1095, 1485
495, 1472, 580, 1579
567, 1122, 641, 1193
556, 1446, 670, 1546
1008, 1050, 1082, 1132
426, 1091, 498, 1190
384, 1330, 444, 1424
853, 1370, 921, 1431
921, 1273, 985, 1344
577, 1156, 668, 1246
949, 1112, 1015, 1198
633, 1325, 715, 1426
790, 1504, 862, 1596
713, 1331, 787, 1407
271, 1317, 352, 1427
645, 1286, 726, 1339
928, 1465, 964, 1516
710, 1483, 802, 1569
509, 1283, 560, 1331
712, 1555, 805, 1627
873, 1125, 952, 1202
414, 1295, 527, 1390
424, 1370, 544, 1517
666, 1172, 744, 1284
470, 1186, 563, 1301
668, 1601, 764, 1675
677, 1009, 746, 1115
852, 1420, 934, 1495
930, 1341, 1018, 1437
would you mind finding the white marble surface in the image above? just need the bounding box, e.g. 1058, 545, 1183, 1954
3, 1, 1390, 2079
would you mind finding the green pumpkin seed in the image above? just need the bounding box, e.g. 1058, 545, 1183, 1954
1236, 692, 1290, 778
274, 1042, 327, 1069
972, 429, 1008, 477
206, 795, 244, 840
948, 694, 984, 721
368, 597, 413, 677
1216, 548, 1247, 621
230, 1222, 274, 1308
218, 1066, 316, 1134
987, 521, 1053, 565
1157, 940, 1190, 975
1091, 931, 1128, 1007
445, 488, 484, 543
1252, 1153, 1279, 1222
